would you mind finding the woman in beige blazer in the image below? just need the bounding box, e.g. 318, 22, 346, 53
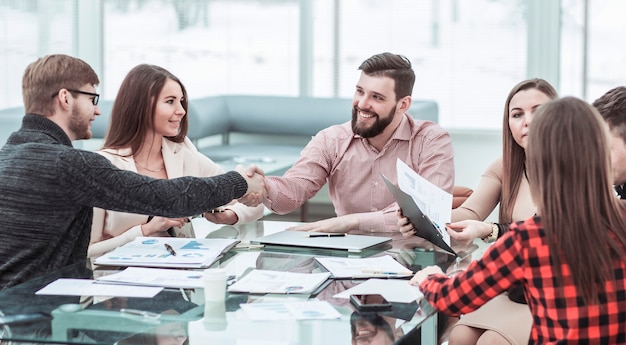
89, 64, 263, 258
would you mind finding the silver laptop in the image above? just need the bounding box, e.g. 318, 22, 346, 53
250, 230, 392, 253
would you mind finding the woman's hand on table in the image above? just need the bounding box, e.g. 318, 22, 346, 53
409, 265, 444, 286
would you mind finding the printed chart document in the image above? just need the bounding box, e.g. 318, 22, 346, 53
396, 158, 452, 234
239, 300, 341, 320
93, 237, 240, 268
228, 269, 331, 294
96, 267, 205, 289
315, 255, 413, 279
333, 279, 423, 303
35, 279, 162, 298
382, 158, 455, 255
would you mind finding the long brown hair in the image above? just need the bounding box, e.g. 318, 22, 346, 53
103, 64, 188, 153
527, 96, 626, 304
500, 78, 558, 223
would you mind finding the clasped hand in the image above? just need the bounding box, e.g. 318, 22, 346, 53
236, 164, 269, 207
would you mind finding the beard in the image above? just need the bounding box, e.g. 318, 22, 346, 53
69, 105, 92, 140
351, 105, 396, 138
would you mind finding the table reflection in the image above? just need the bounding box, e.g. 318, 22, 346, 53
115, 310, 189, 345
350, 311, 402, 345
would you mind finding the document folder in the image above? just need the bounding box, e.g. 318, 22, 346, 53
381, 175, 456, 255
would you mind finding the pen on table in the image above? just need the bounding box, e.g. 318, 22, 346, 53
361, 269, 414, 275
303, 233, 347, 238
164, 243, 177, 256
234, 243, 265, 250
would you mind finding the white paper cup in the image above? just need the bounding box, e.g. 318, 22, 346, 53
203, 268, 227, 302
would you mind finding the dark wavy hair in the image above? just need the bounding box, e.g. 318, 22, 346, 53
103, 64, 188, 154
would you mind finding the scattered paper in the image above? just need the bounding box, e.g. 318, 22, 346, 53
333, 279, 423, 303
240, 300, 341, 320
315, 255, 413, 278
96, 267, 205, 289
35, 279, 162, 298
228, 269, 331, 294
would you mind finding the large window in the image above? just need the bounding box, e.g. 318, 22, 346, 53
0, 0, 623, 129
103, 0, 300, 99
104, 0, 527, 128
561, 0, 626, 102
0, 0, 75, 108
312, 0, 527, 128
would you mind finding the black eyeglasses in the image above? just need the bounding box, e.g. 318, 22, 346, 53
52, 89, 100, 105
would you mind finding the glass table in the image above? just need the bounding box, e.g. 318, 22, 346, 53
0, 221, 482, 345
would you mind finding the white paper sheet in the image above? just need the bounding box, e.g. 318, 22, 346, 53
96, 267, 205, 289
332, 279, 423, 303
35, 279, 162, 298
315, 255, 413, 278
396, 158, 452, 245
228, 270, 331, 294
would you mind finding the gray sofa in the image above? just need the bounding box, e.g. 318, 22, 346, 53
1, 95, 439, 176
91, 95, 439, 175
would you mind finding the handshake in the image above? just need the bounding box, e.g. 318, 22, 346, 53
235, 164, 269, 207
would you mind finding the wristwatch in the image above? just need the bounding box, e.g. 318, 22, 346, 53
482, 222, 499, 243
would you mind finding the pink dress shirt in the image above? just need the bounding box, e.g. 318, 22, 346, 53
264, 113, 454, 232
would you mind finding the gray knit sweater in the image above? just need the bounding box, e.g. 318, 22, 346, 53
0, 115, 248, 289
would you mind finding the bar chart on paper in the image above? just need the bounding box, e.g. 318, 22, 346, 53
93, 237, 239, 268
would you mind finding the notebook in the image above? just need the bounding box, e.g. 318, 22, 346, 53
250, 230, 391, 253
381, 174, 456, 255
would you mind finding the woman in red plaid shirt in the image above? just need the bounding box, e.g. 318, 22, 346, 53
411, 96, 626, 344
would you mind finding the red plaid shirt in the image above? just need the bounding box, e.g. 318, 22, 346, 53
420, 216, 626, 344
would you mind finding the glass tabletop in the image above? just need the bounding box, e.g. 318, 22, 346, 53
0, 221, 480, 345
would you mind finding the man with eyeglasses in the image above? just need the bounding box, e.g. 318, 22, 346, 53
49, 88, 100, 140
0, 54, 266, 290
